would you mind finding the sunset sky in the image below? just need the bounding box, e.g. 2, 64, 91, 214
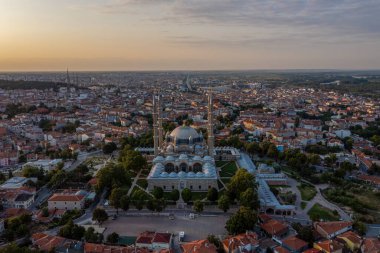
1, 0, 380, 71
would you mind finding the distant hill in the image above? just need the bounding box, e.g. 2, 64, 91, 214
0, 79, 78, 90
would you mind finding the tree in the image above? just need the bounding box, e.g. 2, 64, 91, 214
225, 206, 258, 235
218, 194, 230, 212
134, 199, 144, 210
170, 189, 180, 201
152, 187, 164, 199
146, 199, 155, 212
267, 145, 279, 160
84, 227, 103, 243
353, 220, 367, 236
239, 188, 259, 210
325, 154, 337, 167
228, 169, 256, 200
308, 154, 321, 165
41, 207, 49, 217
103, 142, 117, 154
58, 220, 85, 240
207, 235, 223, 253
246, 142, 261, 156
207, 187, 218, 202
109, 188, 124, 214
120, 195, 130, 212
193, 200, 204, 213
107, 232, 119, 244
181, 188, 192, 203
92, 208, 108, 224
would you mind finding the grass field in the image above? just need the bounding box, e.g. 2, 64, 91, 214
219, 162, 238, 177
298, 183, 317, 201
136, 179, 148, 189
307, 203, 340, 221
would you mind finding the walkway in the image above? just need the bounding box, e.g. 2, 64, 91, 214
304, 186, 352, 221
127, 170, 143, 197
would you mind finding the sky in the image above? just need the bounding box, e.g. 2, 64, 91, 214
1, 0, 380, 71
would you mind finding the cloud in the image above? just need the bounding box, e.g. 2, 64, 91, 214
71, 0, 380, 45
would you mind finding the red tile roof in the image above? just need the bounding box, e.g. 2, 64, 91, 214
274, 246, 290, 253
314, 221, 352, 236
361, 238, 380, 253
261, 219, 288, 236
48, 194, 85, 202
181, 240, 217, 253
282, 236, 308, 251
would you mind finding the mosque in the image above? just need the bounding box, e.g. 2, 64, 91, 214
146, 92, 221, 192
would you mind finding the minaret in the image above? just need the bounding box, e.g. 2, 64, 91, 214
153, 95, 159, 156
158, 94, 164, 150
66, 68, 71, 84
207, 91, 215, 157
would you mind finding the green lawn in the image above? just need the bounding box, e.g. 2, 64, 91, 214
307, 203, 340, 221
191, 192, 208, 201
136, 179, 148, 189
216, 161, 229, 167
219, 162, 238, 177
221, 178, 231, 185
298, 184, 317, 201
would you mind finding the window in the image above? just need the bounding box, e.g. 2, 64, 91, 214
172, 185, 174, 190
179, 163, 188, 172
190, 185, 193, 190
193, 163, 202, 173
163, 186, 166, 190
199, 185, 201, 190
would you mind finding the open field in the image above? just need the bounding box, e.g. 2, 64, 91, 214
308, 203, 340, 221
103, 214, 229, 242
298, 183, 317, 201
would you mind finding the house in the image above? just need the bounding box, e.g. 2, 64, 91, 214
31, 232, 83, 253
274, 246, 290, 253
302, 249, 321, 253
261, 219, 289, 238
313, 240, 343, 253
84, 242, 149, 253
48, 193, 85, 210
135, 231, 172, 250
222, 232, 259, 253
336, 231, 361, 252
280, 236, 309, 253
361, 237, 380, 253
181, 239, 217, 253
14, 193, 34, 209
313, 221, 352, 239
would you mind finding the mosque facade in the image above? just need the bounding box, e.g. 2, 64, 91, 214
147, 93, 219, 192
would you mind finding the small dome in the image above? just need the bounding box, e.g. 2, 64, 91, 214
187, 172, 195, 177
196, 172, 204, 177
178, 171, 186, 178
153, 156, 165, 163
192, 155, 202, 161
155, 163, 164, 170
160, 172, 168, 178
203, 162, 212, 169
169, 172, 177, 178
165, 156, 175, 161
179, 154, 188, 160
203, 155, 212, 161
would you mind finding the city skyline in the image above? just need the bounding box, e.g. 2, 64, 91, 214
2, 0, 380, 71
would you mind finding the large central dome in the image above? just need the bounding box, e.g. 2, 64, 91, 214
169, 126, 200, 140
